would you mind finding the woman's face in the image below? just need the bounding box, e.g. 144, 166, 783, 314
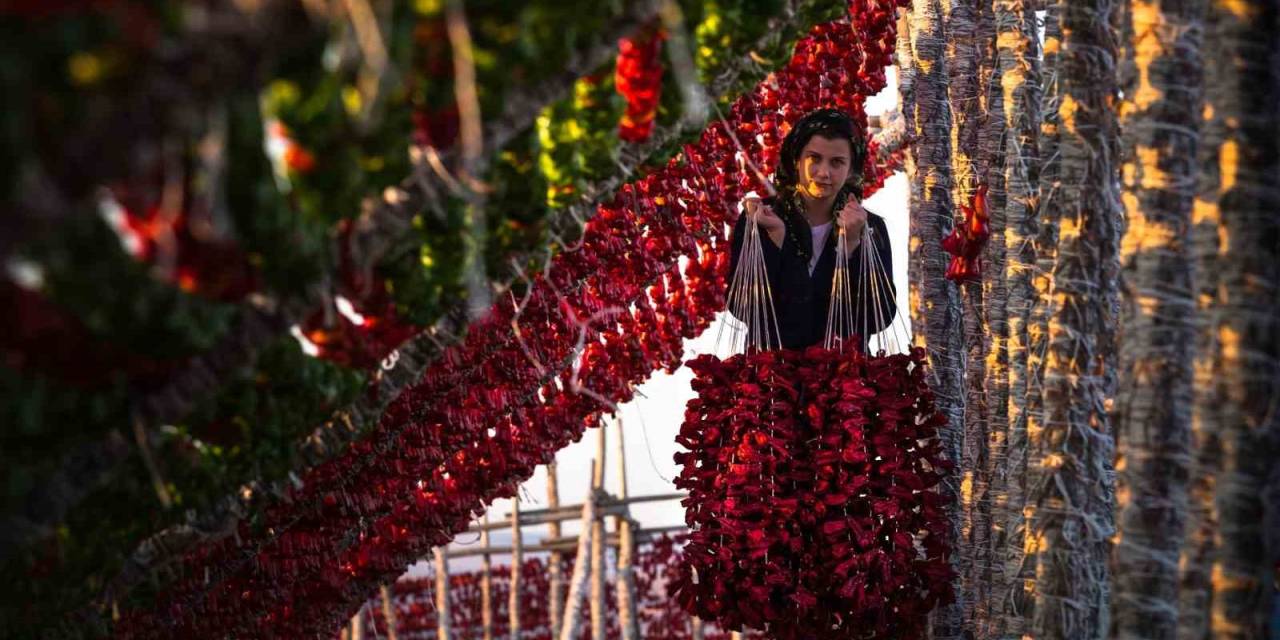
795, 134, 853, 200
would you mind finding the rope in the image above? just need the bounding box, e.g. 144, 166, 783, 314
825, 217, 908, 354
717, 207, 783, 354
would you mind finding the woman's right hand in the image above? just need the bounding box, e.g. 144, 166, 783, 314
743, 195, 785, 235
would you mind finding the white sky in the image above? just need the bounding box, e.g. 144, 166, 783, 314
407, 67, 908, 575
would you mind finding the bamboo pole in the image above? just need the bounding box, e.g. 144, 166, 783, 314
547, 462, 564, 640
589, 425, 606, 640
381, 584, 400, 640
612, 416, 640, 640
510, 500, 522, 640
559, 462, 596, 640
435, 548, 451, 640
481, 515, 493, 640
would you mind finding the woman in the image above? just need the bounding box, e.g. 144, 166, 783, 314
727, 108, 897, 351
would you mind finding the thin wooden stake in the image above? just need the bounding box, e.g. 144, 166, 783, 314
613, 416, 640, 640
434, 547, 451, 640
559, 462, 596, 640
510, 500, 522, 640
351, 609, 365, 640
547, 462, 564, 640
481, 515, 493, 640
381, 584, 399, 640
589, 424, 606, 640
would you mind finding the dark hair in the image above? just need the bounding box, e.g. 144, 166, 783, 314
775, 108, 868, 196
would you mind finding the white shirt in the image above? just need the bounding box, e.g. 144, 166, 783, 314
808, 221, 832, 275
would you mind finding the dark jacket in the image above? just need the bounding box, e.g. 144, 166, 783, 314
726, 197, 897, 351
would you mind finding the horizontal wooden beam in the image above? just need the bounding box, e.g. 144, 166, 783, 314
447, 525, 688, 559
464, 492, 686, 532
506, 492, 686, 519
540, 524, 688, 548
509, 491, 691, 517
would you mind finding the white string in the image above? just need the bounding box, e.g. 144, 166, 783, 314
825, 216, 908, 354
864, 220, 911, 353
717, 206, 784, 355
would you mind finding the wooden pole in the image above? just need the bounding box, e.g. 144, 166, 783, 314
612, 416, 640, 640
559, 462, 596, 640
589, 423, 606, 640
991, 0, 1041, 636
592, 420, 606, 494
546, 462, 564, 640
1026, 0, 1123, 636
481, 515, 493, 640
351, 609, 365, 640
903, 0, 966, 636
690, 616, 704, 640
434, 547, 451, 640
1185, 1, 1280, 637
380, 584, 399, 640
510, 500, 522, 640
1112, 0, 1204, 618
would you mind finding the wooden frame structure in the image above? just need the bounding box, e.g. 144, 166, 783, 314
347, 415, 689, 639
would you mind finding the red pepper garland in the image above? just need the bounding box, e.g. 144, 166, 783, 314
940, 183, 990, 282
117, 3, 907, 636
636, 534, 696, 639
352, 539, 759, 640
668, 1, 954, 633
364, 558, 570, 640
0, 280, 178, 387
671, 347, 955, 639
672, 347, 955, 639
674, 350, 812, 630
865, 138, 906, 192
799, 347, 953, 638
635, 535, 769, 640
300, 220, 422, 369
106, 185, 261, 302
615, 25, 666, 143
299, 290, 420, 370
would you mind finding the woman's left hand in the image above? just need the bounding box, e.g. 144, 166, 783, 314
836, 198, 868, 247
